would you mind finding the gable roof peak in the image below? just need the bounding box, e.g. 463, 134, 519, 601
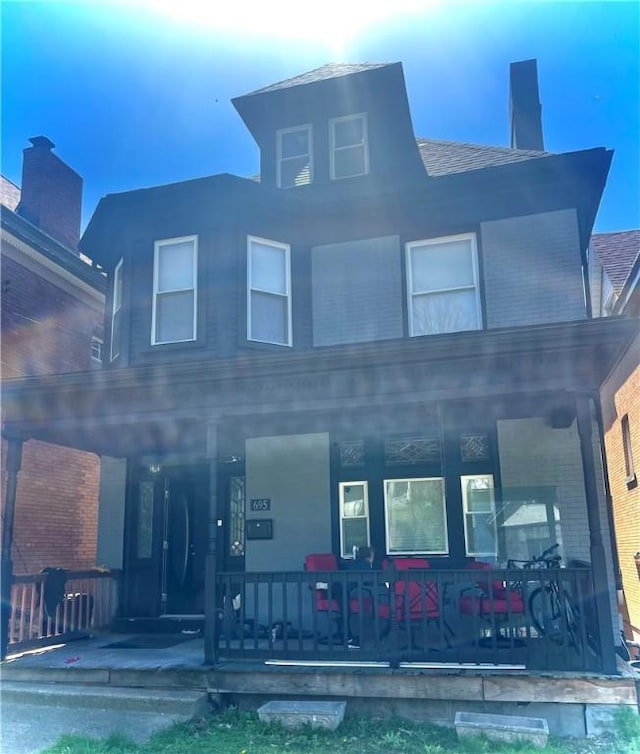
241, 62, 393, 97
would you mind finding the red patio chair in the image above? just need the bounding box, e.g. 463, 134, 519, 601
459, 560, 524, 618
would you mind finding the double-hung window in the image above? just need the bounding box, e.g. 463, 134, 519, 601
277, 125, 312, 188
461, 474, 497, 558
339, 481, 370, 559
406, 233, 481, 336
152, 236, 197, 345
330, 113, 368, 180
110, 258, 123, 361
247, 236, 292, 346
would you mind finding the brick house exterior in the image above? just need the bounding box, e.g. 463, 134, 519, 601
0, 138, 105, 574
592, 230, 640, 652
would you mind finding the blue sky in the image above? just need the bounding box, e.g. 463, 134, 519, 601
2, 1, 639, 233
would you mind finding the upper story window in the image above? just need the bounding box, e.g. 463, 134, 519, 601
110, 258, 123, 361
152, 236, 198, 345
247, 236, 292, 346
277, 125, 312, 188
91, 335, 103, 365
406, 233, 481, 336
622, 414, 636, 486
330, 113, 369, 180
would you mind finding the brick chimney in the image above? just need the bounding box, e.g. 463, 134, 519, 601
509, 59, 544, 151
16, 136, 82, 252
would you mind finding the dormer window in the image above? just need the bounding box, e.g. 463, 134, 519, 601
330, 113, 368, 180
277, 125, 312, 188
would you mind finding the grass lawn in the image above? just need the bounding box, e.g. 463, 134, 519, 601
42, 706, 640, 754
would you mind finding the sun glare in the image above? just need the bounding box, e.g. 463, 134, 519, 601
138, 0, 439, 57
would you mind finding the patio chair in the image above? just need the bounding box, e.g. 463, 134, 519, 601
459, 560, 524, 642
304, 553, 344, 640
383, 558, 451, 646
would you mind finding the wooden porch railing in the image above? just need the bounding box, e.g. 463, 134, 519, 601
215, 565, 603, 672
8, 569, 120, 651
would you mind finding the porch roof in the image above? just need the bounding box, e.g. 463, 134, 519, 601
2, 317, 637, 458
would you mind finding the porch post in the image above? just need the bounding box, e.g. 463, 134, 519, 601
1, 437, 23, 660
575, 395, 617, 673
204, 423, 219, 664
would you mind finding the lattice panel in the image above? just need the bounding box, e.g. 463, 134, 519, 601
460, 433, 490, 462
340, 440, 365, 467
384, 437, 440, 465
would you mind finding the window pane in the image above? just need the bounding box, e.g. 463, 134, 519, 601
156, 290, 195, 342
465, 513, 497, 556
111, 309, 122, 359
410, 240, 474, 293
157, 241, 194, 292
412, 289, 478, 335
342, 518, 369, 556
229, 476, 245, 558
113, 263, 123, 309
281, 157, 311, 188
136, 481, 154, 559
385, 478, 447, 554
250, 291, 287, 344
281, 129, 309, 158
342, 482, 366, 517
333, 145, 366, 179
333, 117, 364, 148
251, 242, 286, 294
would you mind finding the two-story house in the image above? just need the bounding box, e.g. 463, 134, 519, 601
2, 61, 638, 691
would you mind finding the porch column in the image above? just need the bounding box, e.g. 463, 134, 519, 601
204, 423, 219, 664
576, 395, 617, 673
1, 437, 23, 660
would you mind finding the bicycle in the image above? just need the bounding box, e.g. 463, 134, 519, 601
507, 543, 598, 657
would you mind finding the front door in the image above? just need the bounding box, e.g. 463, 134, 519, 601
124, 464, 207, 617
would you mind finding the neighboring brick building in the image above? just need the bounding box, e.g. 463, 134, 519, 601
593, 229, 640, 652
1, 137, 105, 574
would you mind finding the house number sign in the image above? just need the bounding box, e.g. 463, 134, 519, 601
250, 498, 271, 512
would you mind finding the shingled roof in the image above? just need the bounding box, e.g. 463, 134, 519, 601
243, 62, 389, 97
0, 175, 21, 211
591, 229, 640, 294
417, 137, 552, 177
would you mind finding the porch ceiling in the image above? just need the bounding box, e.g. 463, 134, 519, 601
2, 318, 637, 457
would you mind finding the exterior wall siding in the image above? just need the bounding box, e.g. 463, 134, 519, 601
481, 209, 586, 328
96, 457, 127, 569
497, 415, 618, 644
311, 236, 403, 346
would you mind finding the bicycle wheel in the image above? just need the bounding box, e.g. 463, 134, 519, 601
528, 587, 564, 645
562, 593, 583, 654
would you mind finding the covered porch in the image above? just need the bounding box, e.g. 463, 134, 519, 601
2, 318, 638, 677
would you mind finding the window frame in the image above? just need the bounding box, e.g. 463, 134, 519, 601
247, 235, 292, 347
406, 232, 481, 337
110, 258, 123, 362
461, 473, 498, 558
622, 414, 636, 485
277, 124, 313, 189
151, 235, 198, 346
338, 480, 371, 559
329, 113, 369, 180
91, 335, 103, 364
383, 476, 449, 556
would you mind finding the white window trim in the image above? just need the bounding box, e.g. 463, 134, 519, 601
151, 235, 198, 346
384, 477, 449, 556
91, 336, 103, 364
110, 258, 123, 361
461, 474, 498, 558
247, 235, 292, 346
339, 480, 371, 559
406, 232, 481, 337
276, 124, 313, 189
329, 113, 369, 180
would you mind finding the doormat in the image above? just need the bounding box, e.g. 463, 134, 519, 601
104, 634, 197, 650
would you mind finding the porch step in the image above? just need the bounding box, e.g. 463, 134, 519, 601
0, 681, 210, 717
